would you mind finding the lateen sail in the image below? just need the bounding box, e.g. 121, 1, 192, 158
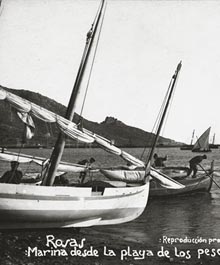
192, 127, 211, 152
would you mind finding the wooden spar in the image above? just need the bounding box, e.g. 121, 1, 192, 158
212, 133, 215, 145
43, 0, 106, 186
190, 129, 195, 145
146, 61, 182, 166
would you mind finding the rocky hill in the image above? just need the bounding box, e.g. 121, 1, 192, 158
0, 86, 180, 148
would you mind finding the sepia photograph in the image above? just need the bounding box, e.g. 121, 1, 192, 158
0, 0, 220, 264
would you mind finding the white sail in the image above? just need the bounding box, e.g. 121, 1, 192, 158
101, 167, 184, 189
101, 169, 145, 183
192, 127, 211, 152
121, 151, 145, 167
0, 152, 43, 165
57, 118, 94, 143
150, 168, 185, 189
0, 87, 145, 167
0, 152, 89, 173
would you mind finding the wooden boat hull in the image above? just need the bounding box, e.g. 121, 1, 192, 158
0, 180, 150, 229
192, 149, 212, 153
150, 175, 213, 197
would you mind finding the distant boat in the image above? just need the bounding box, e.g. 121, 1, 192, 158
180, 127, 217, 152
192, 127, 211, 153
209, 133, 219, 149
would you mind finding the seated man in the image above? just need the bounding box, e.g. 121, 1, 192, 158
0, 161, 23, 184
153, 153, 167, 167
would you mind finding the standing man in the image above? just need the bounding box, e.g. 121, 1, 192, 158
188, 155, 207, 178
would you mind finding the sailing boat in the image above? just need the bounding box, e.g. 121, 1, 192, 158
0, 0, 182, 229
181, 128, 218, 151
192, 127, 211, 152
101, 64, 215, 197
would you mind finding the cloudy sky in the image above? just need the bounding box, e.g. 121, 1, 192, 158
0, 0, 220, 144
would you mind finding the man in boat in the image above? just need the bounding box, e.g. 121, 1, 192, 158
187, 154, 207, 178
153, 153, 167, 168
0, 161, 23, 184
78, 157, 95, 183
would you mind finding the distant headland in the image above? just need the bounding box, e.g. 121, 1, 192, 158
0, 85, 183, 149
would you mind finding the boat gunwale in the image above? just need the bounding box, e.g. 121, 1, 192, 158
0, 182, 149, 200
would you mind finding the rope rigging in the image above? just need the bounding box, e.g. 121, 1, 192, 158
140, 74, 176, 161
78, 1, 107, 130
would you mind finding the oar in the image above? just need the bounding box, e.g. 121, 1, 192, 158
198, 163, 220, 189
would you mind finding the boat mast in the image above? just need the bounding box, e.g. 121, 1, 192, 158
190, 129, 195, 145
212, 133, 215, 145
146, 61, 182, 166
43, 0, 106, 186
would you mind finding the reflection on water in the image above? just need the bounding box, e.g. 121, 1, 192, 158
146, 194, 215, 238
1, 147, 220, 248
93, 191, 220, 249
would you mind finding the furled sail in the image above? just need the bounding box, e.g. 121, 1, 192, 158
101, 168, 184, 189
100, 169, 145, 183
0, 152, 43, 165
0, 151, 90, 173
192, 127, 211, 152
57, 118, 94, 143
0, 88, 144, 167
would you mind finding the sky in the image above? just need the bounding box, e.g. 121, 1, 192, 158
0, 0, 220, 144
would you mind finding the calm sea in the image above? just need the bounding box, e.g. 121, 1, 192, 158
1, 147, 220, 264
